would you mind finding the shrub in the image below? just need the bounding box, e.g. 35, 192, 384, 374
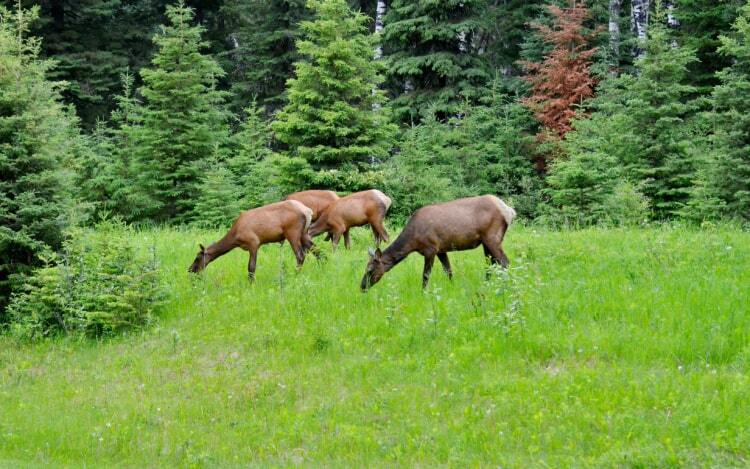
7, 220, 164, 340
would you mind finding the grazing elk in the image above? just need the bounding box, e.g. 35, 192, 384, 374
188, 200, 314, 280
309, 189, 392, 251
361, 195, 516, 290
283, 189, 339, 222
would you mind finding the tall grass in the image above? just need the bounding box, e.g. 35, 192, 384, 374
1, 225, 749, 466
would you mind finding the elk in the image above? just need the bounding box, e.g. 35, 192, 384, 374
361, 195, 516, 290
308, 189, 391, 250
283, 189, 339, 222
188, 200, 314, 280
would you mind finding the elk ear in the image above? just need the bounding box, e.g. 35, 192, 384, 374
367, 247, 376, 258
199, 243, 205, 252
375, 248, 382, 258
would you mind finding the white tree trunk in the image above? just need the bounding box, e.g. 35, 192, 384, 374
631, 0, 650, 58
666, 1, 679, 28
609, 0, 622, 74
374, 0, 386, 59
458, 31, 468, 53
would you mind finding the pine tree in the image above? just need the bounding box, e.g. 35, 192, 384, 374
271, 0, 396, 190
696, 1, 750, 220
0, 5, 77, 318
382, 0, 490, 123
135, 1, 230, 223
521, 3, 598, 139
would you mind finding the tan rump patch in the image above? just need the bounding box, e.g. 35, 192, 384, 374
371, 189, 392, 210
489, 196, 517, 225
287, 200, 313, 229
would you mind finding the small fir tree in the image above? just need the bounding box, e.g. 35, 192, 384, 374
192, 163, 244, 228
135, 1, 230, 223
230, 103, 280, 207
271, 0, 396, 190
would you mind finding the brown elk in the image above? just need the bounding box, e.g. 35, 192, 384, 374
188, 200, 314, 280
308, 189, 391, 250
283, 189, 339, 222
361, 195, 516, 290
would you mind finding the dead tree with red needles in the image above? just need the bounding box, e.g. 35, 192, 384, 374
520, 3, 599, 140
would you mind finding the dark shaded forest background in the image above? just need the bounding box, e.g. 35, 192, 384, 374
2, 0, 750, 328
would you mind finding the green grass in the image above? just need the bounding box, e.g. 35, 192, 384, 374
1, 225, 749, 467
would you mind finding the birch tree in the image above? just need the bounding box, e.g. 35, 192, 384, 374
631, 0, 650, 58
609, 0, 622, 73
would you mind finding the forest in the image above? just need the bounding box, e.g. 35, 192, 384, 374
1, 0, 750, 465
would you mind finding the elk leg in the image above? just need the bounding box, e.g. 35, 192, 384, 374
371, 217, 389, 244
302, 233, 322, 259
422, 254, 435, 289
437, 253, 453, 280
483, 241, 509, 269
330, 231, 342, 252
288, 236, 305, 269
343, 230, 351, 250
247, 248, 258, 282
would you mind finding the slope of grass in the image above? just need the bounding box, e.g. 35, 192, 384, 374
1, 225, 749, 467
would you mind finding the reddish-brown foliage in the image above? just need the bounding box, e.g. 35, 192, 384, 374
520, 3, 599, 139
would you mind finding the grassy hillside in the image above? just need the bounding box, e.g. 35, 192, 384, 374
1, 225, 749, 467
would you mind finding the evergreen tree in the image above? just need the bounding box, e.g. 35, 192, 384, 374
77, 70, 149, 221
0, 5, 76, 318
693, 1, 750, 220
230, 103, 281, 207
192, 163, 244, 228
271, 0, 396, 190
135, 1, 230, 223
382, 0, 490, 123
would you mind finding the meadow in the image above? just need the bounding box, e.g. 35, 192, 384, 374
1, 224, 749, 467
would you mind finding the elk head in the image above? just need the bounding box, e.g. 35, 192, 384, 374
361, 247, 386, 290
188, 243, 208, 273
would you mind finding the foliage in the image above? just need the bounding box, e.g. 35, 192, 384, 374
192, 163, 244, 228
383, 89, 540, 221
0, 5, 78, 318
229, 103, 280, 207
382, 117, 462, 222
547, 14, 699, 222
689, 1, 750, 221
673, 0, 745, 91
7, 219, 163, 340
521, 3, 598, 138
271, 0, 396, 190
219, 0, 310, 113
134, 1, 230, 223
382, 0, 490, 123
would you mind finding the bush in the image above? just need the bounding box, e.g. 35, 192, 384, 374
7, 220, 164, 340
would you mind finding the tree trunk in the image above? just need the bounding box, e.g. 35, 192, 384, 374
666, 1, 679, 28
631, 0, 650, 58
609, 0, 622, 75
374, 0, 386, 59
